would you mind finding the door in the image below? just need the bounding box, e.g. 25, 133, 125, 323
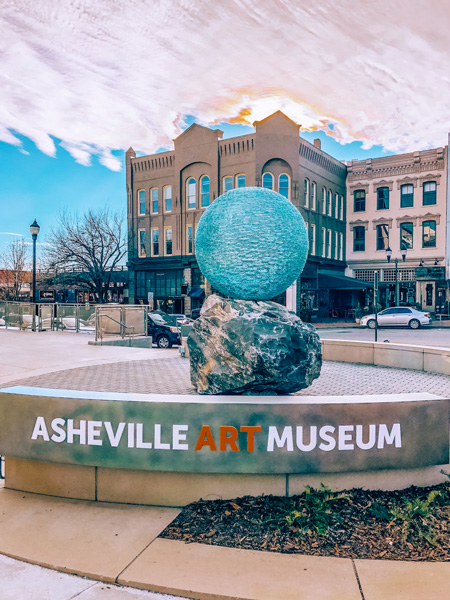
377, 308, 398, 326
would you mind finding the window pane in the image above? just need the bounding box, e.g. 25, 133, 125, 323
353, 226, 365, 251
152, 229, 159, 256
201, 176, 210, 207
165, 228, 173, 255
400, 185, 414, 208
376, 224, 389, 250
304, 179, 309, 206
139, 230, 146, 257
262, 173, 273, 189
423, 181, 437, 206
279, 174, 289, 199
187, 225, 193, 253
223, 176, 233, 192
138, 190, 145, 215
400, 222, 413, 249
236, 174, 246, 188
422, 220, 436, 247
187, 178, 196, 209
377, 187, 389, 210
151, 188, 158, 213
164, 186, 172, 212
354, 190, 365, 212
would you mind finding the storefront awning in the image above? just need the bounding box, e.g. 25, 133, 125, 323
188, 288, 205, 298
318, 272, 372, 290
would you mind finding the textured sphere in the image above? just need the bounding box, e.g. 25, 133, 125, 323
195, 187, 308, 300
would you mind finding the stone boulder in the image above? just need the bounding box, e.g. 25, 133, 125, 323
187, 295, 322, 395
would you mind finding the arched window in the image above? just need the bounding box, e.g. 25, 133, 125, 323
311, 182, 316, 211
322, 187, 326, 213
151, 188, 159, 214
303, 178, 309, 207
187, 178, 196, 209
164, 186, 172, 212
200, 175, 210, 207
236, 173, 246, 188
223, 176, 233, 192
138, 190, 145, 215
262, 172, 274, 190
328, 190, 332, 216
278, 174, 290, 199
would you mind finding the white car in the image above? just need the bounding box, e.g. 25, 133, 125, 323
360, 307, 431, 329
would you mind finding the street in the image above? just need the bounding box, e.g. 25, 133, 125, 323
318, 325, 450, 347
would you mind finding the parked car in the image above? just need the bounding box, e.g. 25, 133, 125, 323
153, 312, 190, 325
147, 313, 181, 348
190, 308, 201, 320
360, 307, 431, 329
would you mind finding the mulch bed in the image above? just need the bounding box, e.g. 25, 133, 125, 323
160, 482, 450, 561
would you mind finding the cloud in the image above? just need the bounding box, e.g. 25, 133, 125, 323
0, 232, 23, 237
1, 0, 450, 170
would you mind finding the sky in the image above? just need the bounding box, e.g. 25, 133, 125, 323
1, 0, 450, 264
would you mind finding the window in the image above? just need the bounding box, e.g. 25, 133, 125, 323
400, 222, 413, 249
322, 187, 326, 214
138, 190, 145, 215
187, 225, 193, 254
309, 223, 315, 255
328, 190, 332, 216
422, 220, 436, 247
321, 227, 326, 256
377, 187, 389, 210
165, 227, 173, 255
400, 184, 414, 208
223, 176, 233, 192
138, 229, 146, 258
187, 178, 196, 209
376, 224, 389, 250
236, 174, 246, 188
151, 188, 158, 213
334, 231, 338, 259
340, 195, 344, 220
279, 174, 290, 199
353, 226, 365, 251
164, 186, 172, 212
423, 181, 436, 206
151, 228, 159, 256
311, 182, 317, 211
262, 172, 273, 189
304, 178, 309, 207
339, 232, 344, 260
326, 229, 331, 258
200, 175, 210, 207
335, 193, 339, 218
354, 190, 366, 212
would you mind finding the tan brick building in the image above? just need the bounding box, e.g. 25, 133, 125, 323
126, 112, 359, 319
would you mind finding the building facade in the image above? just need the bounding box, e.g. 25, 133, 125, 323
126, 112, 357, 318
346, 148, 449, 313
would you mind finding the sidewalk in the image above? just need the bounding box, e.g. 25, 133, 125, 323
1, 328, 450, 600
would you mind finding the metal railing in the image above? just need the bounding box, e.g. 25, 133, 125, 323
94, 305, 147, 342
95, 313, 135, 343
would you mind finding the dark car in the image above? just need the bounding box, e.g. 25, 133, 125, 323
147, 313, 181, 348
190, 308, 201, 320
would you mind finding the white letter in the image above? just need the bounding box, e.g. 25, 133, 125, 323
31, 416, 49, 441
67, 420, 86, 444
51, 418, 66, 443
338, 425, 354, 450
87, 421, 103, 446
136, 423, 152, 449
105, 422, 125, 447
154, 424, 171, 449
128, 423, 135, 448
296, 426, 317, 451
356, 424, 376, 450
319, 426, 336, 451
267, 427, 293, 452
173, 425, 189, 450
377, 424, 402, 448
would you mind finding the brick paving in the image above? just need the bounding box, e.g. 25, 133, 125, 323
6, 358, 450, 397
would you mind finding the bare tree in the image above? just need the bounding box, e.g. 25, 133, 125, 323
43, 208, 127, 303
0, 240, 30, 300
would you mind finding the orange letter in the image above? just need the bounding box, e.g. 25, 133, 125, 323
195, 426, 217, 451
240, 426, 262, 451
220, 426, 239, 452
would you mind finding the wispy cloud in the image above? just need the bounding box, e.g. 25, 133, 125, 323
0, 232, 23, 237
1, 0, 449, 170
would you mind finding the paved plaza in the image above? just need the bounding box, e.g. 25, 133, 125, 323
1, 328, 450, 599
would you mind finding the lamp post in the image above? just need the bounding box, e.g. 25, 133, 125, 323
385, 246, 407, 306
30, 219, 40, 331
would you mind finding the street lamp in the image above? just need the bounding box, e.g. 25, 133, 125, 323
385, 246, 407, 306
30, 219, 40, 331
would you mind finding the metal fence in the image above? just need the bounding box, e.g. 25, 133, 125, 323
95, 305, 148, 342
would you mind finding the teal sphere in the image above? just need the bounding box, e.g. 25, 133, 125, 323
195, 187, 308, 300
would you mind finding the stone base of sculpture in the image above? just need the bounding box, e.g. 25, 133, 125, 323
187, 294, 322, 395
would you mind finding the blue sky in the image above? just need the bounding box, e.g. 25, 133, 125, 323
0, 122, 389, 264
